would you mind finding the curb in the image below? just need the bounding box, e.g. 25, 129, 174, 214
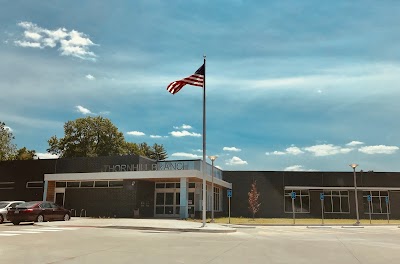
35, 224, 237, 233
99, 225, 237, 233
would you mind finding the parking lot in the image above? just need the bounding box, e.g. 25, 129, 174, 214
1, 221, 400, 264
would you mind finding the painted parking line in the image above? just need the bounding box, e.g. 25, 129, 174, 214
0, 233, 19, 236
3, 231, 40, 234
22, 229, 64, 232
36, 227, 80, 230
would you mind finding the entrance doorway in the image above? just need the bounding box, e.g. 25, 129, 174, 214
154, 182, 195, 217
54, 187, 65, 207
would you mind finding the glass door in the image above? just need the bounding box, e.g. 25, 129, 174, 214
54, 187, 65, 207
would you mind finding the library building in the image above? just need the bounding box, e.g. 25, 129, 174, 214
1, 154, 400, 220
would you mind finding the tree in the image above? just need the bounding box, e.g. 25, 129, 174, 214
150, 143, 168, 160
248, 180, 261, 219
47, 116, 125, 158
47, 116, 169, 160
14, 147, 36, 160
122, 142, 141, 155
0, 122, 17, 161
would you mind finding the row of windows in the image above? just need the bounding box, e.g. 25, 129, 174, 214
55, 181, 124, 188
0, 181, 43, 189
155, 182, 196, 189
285, 189, 391, 214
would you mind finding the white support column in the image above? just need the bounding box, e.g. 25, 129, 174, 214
43, 180, 49, 201
180, 178, 189, 219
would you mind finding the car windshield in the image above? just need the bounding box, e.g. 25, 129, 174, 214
16, 201, 39, 209
0, 202, 9, 209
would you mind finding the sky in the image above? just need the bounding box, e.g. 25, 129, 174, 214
1, 0, 400, 172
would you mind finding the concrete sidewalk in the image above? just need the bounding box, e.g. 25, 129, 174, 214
35, 218, 237, 233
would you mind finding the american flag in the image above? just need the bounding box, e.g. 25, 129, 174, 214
167, 64, 205, 95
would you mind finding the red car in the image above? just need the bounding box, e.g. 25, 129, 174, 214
7, 201, 71, 225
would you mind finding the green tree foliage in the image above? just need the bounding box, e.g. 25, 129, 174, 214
0, 122, 16, 161
149, 143, 168, 160
121, 142, 167, 160
0, 122, 35, 161
47, 116, 168, 160
14, 147, 36, 160
47, 116, 125, 158
248, 180, 261, 219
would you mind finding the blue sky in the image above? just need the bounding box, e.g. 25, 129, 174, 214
1, 1, 400, 172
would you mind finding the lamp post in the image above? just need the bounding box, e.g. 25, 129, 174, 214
350, 163, 360, 226
208, 155, 217, 223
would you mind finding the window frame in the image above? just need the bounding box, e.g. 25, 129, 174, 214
323, 190, 350, 214
26, 181, 44, 189
0, 182, 14, 189
284, 189, 310, 213
363, 190, 390, 215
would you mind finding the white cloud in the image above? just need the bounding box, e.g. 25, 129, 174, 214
304, 144, 353, 156
99, 111, 110, 115
266, 146, 303, 155
150, 135, 168, 138
193, 149, 203, 152
171, 152, 202, 159
173, 124, 192, 130
265, 151, 286, 155
4, 126, 13, 132
284, 165, 304, 171
35, 153, 59, 159
24, 31, 41, 41
284, 165, 317, 171
170, 130, 201, 137
75, 105, 92, 115
14, 40, 42, 48
15, 21, 97, 60
223, 147, 241, 152
359, 145, 399, 155
86, 74, 95, 80
346, 141, 365, 147
285, 146, 304, 155
127, 131, 146, 136
225, 156, 248, 165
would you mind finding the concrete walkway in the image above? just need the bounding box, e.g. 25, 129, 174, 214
35, 218, 237, 233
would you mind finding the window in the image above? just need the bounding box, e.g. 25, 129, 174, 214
189, 182, 196, 188
284, 189, 310, 213
109, 181, 123, 188
80, 181, 94, 188
67, 182, 80, 188
323, 190, 350, 213
0, 182, 14, 189
39, 202, 52, 209
363, 190, 390, 214
165, 183, 175, 188
56, 182, 66, 188
214, 187, 221, 211
26, 181, 43, 188
94, 181, 108, 188
155, 183, 165, 189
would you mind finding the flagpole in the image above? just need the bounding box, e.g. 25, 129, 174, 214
202, 55, 207, 227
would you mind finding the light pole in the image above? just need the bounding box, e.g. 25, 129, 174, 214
208, 155, 217, 223
350, 164, 360, 226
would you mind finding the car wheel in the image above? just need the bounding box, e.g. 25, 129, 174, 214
12, 221, 20, 225
36, 214, 44, 222
0, 215, 3, 224
63, 214, 70, 221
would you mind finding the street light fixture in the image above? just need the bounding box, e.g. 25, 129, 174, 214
208, 155, 218, 223
350, 163, 360, 226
